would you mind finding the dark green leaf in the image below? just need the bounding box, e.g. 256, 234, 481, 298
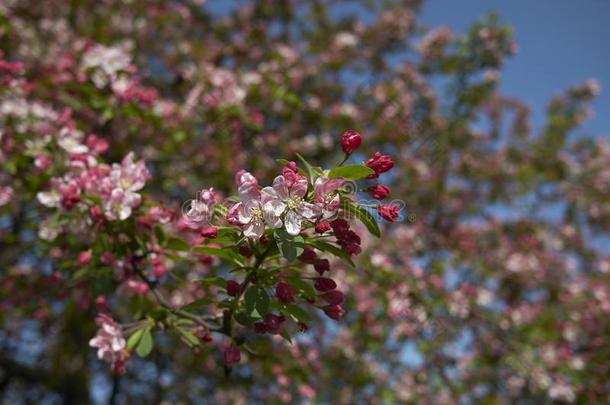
282, 304, 311, 323
307, 239, 356, 268
341, 199, 381, 238
274, 229, 305, 261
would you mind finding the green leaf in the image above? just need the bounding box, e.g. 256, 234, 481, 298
307, 239, 356, 268
136, 329, 153, 357
282, 304, 311, 323
285, 276, 316, 298
126, 327, 145, 351
274, 229, 305, 261
244, 286, 270, 318
328, 164, 375, 180
234, 311, 255, 326
165, 237, 190, 252
244, 286, 258, 313
180, 297, 216, 312
176, 327, 200, 346
341, 199, 381, 238
154, 225, 165, 244
296, 153, 320, 182
280, 329, 293, 344
199, 276, 228, 289
192, 246, 244, 266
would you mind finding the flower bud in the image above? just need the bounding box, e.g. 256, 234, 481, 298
377, 204, 399, 222
276, 281, 294, 304
322, 290, 345, 305
314, 277, 337, 292
226, 280, 241, 297
341, 130, 362, 154
315, 220, 331, 234
323, 305, 345, 321
368, 184, 390, 200
365, 152, 394, 178
200, 226, 218, 239
223, 345, 241, 364
313, 259, 330, 275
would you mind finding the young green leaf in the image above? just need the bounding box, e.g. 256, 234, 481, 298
135, 329, 153, 357
328, 164, 375, 180
192, 246, 244, 266
165, 237, 190, 252
126, 327, 145, 351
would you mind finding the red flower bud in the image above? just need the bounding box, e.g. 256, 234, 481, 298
223, 345, 241, 364
276, 281, 294, 304
263, 313, 286, 334
238, 245, 253, 257
368, 184, 390, 200
254, 322, 268, 334
341, 130, 362, 154
322, 290, 345, 305
315, 220, 331, 234
298, 245, 318, 262
200, 226, 218, 239
323, 305, 345, 321
77, 250, 92, 267
314, 277, 337, 292
226, 280, 241, 297
365, 152, 394, 178
313, 259, 330, 275
377, 204, 400, 222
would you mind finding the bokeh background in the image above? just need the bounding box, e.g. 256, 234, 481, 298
1, 0, 609, 403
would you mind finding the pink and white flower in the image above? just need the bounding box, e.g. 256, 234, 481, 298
235, 170, 283, 238
313, 176, 344, 218
101, 152, 150, 220
264, 172, 321, 236
88, 313, 129, 373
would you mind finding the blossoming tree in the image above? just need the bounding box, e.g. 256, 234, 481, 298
1, 0, 609, 403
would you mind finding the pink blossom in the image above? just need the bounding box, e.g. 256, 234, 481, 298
88, 314, 129, 373
313, 176, 344, 218
264, 174, 320, 235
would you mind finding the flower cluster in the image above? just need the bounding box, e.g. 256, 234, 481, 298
88, 313, 129, 374
37, 151, 150, 223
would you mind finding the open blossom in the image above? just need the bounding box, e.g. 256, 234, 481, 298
264, 168, 321, 235
88, 314, 129, 373
102, 152, 150, 220
236, 171, 283, 238
313, 176, 344, 218
184, 188, 216, 224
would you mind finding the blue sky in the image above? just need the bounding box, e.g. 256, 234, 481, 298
421, 0, 610, 136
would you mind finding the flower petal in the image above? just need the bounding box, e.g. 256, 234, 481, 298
284, 210, 302, 235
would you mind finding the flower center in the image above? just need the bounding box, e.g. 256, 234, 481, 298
324, 193, 336, 205
286, 197, 302, 210
250, 206, 264, 223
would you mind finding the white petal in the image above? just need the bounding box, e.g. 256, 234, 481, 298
284, 210, 302, 236
243, 221, 264, 238
272, 176, 290, 200
299, 202, 321, 219
263, 199, 286, 217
